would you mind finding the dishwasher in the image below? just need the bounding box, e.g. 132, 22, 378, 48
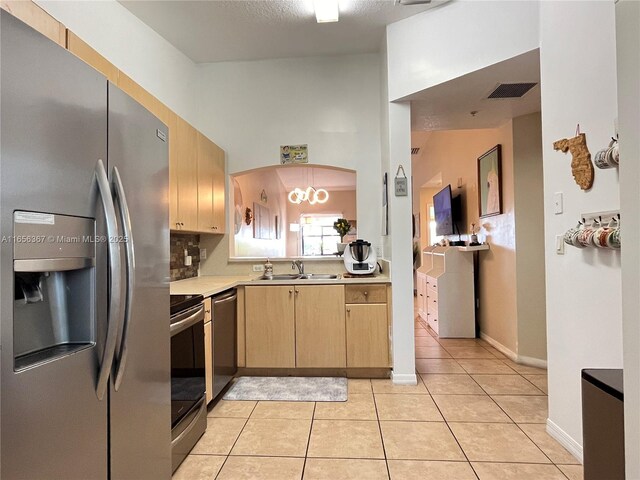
211, 289, 238, 399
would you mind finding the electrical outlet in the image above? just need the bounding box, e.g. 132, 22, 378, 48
252, 264, 265, 272
200, 248, 207, 260
184, 255, 192, 266
376, 246, 383, 257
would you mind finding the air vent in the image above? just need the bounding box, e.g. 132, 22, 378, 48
411, 147, 420, 155
488, 83, 537, 99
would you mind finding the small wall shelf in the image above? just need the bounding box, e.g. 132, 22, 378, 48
457, 244, 490, 252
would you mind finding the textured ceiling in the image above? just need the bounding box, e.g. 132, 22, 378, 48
119, 0, 449, 63
408, 49, 542, 132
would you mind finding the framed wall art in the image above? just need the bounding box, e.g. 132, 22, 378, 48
477, 144, 503, 218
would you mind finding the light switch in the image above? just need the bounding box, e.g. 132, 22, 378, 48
200, 248, 207, 260
555, 234, 565, 255
554, 192, 563, 214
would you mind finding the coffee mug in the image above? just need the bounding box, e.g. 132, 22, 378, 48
578, 221, 599, 247
594, 148, 612, 169
607, 227, 621, 249
564, 223, 585, 248
594, 219, 618, 248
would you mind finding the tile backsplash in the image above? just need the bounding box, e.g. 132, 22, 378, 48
170, 233, 201, 281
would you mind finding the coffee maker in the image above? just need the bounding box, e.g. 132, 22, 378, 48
343, 239, 377, 275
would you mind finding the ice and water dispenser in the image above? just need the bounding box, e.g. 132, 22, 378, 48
13, 211, 96, 371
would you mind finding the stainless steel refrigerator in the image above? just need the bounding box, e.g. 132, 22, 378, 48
0, 12, 171, 479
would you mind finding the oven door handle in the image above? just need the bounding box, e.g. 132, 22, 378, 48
170, 305, 204, 336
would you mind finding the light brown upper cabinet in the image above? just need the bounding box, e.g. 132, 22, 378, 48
67, 31, 118, 84
211, 144, 226, 233
1, 1, 65, 47
173, 117, 199, 231
196, 133, 226, 234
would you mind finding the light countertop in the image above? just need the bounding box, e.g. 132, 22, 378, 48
170, 274, 391, 297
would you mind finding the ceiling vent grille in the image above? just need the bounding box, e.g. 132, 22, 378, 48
411, 147, 420, 155
488, 82, 537, 99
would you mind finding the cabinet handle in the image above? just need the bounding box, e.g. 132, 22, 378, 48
289, 289, 293, 295
346, 308, 351, 313
180, 222, 184, 227
175, 222, 180, 229
364, 291, 368, 296
295, 290, 299, 295
419, 293, 423, 297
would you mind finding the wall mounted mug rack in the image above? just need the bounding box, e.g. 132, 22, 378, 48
564, 210, 620, 250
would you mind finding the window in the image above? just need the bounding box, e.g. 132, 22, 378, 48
300, 215, 341, 256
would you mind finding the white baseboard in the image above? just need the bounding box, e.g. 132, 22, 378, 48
391, 372, 418, 385
479, 332, 547, 368
479, 332, 518, 361
517, 354, 548, 369
546, 418, 584, 464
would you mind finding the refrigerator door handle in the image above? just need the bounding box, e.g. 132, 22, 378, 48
112, 166, 135, 391
95, 159, 123, 400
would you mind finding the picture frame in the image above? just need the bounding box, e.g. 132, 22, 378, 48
477, 144, 503, 218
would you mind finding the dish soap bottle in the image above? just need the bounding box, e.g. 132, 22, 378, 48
264, 258, 273, 277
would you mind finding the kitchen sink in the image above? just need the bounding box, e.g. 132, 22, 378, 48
299, 273, 340, 280
254, 273, 340, 281
256, 274, 302, 280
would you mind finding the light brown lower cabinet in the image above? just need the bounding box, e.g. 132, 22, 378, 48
245, 286, 295, 368
242, 284, 390, 370
295, 285, 346, 368
346, 303, 390, 368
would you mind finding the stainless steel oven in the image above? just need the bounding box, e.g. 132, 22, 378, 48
170, 294, 206, 473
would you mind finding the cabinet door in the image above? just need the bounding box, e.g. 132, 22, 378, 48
295, 285, 346, 368
196, 132, 215, 232
245, 286, 295, 368
346, 304, 389, 368
175, 117, 198, 231
167, 111, 179, 229
212, 144, 226, 233
204, 321, 213, 404
67, 31, 118, 83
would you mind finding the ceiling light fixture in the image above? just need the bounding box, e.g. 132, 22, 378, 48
288, 186, 329, 205
314, 0, 339, 23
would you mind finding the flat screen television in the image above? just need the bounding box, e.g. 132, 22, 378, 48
433, 185, 454, 236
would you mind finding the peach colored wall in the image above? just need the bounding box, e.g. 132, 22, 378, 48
412, 125, 518, 353
232, 169, 288, 257
285, 190, 357, 257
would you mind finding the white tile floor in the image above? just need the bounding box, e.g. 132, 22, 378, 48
173, 312, 583, 480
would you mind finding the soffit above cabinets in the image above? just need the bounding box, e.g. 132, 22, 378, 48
118, 0, 450, 63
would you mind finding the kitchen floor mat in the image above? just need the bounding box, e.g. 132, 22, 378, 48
223, 376, 347, 402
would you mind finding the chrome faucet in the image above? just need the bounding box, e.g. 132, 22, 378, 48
292, 260, 304, 274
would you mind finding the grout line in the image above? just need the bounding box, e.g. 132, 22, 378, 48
212, 403, 258, 479
371, 384, 392, 480
299, 401, 317, 480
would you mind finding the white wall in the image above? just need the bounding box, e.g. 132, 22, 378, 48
385, 0, 539, 101
539, 0, 622, 459
36, 0, 198, 123
617, 0, 640, 478
194, 54, 382, 249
